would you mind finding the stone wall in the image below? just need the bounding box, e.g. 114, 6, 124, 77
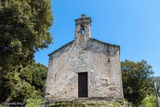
45, 14, 123, 103
45, 36, 123, 102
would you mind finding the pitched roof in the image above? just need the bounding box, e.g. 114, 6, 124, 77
48, 40, 74, 56
90, 38, 120, 48
48, 38, 120, 56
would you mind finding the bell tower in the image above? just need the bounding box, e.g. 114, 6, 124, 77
75, 14, 92, 40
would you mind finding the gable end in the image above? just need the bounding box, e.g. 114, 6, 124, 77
48, 40, 74, 56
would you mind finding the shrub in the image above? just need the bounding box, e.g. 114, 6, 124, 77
139, 95, 156, 107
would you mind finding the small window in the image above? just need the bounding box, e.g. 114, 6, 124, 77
81, 26, 85, 34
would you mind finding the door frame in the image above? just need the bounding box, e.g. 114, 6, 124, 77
78, 72, 88, 98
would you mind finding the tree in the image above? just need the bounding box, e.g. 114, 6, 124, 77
20, 62, 47, 91
121, 60, 154, 105
140, 95, 156, 107
0, 0, 53, 70
0, 0, 53, 102
1, 62, 47, 102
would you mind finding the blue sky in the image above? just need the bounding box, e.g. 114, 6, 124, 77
35, 0, 160, 76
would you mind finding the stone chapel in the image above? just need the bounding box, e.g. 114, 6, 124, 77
45, 14, 124, 102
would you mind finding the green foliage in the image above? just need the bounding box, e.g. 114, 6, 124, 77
0, 104, 8, 107
1, 70, 35, 102
0, 0, 53, 95
139, 95, 156, 107
0, 0, 53, 70
0, 0, 52, 102
20, 62, 47, 91
25, 96, 44, 107
0, 62, 47, 102
121, 60, 154, 105
83, 102, 88, 107
20, 68, 32, 84
0, 70, 19, 102
47, 101, 124, 107
31, 63, 47, 91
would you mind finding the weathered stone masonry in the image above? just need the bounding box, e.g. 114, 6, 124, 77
45, 14, 124, 102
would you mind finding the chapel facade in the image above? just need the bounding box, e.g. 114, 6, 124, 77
45, 14, 124, 102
